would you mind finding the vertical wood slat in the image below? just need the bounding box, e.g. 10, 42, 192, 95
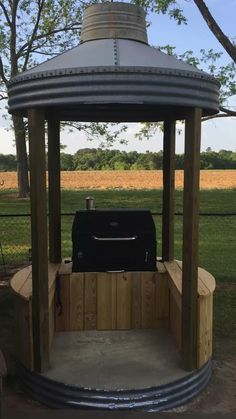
155, 273, 169, 328
197, 294, 213, 368
169, 293, 182, 350
111, 274, 117, 329
48, 118, 61, 263
97, 273, 116, 329
84, 273, 97, 330
182, 107, 202, 371
116, 273, 131, 329
28, 108, 49, 373
131, 272, 142, 328
55, 269, 170, 332
15, 298, 34, 370
162, 120, 176, 261
55, 274, 70, 331
70, 273, 84, 330
141, 273, 156, 328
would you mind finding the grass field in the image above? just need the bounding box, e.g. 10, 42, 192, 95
0, 188, 235, 282
0, 187, 236, 340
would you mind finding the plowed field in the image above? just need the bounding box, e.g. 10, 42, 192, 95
1, 170, 236, 190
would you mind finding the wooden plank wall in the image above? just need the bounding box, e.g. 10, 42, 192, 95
55, 271, 170, 331
169, 294, 182, 351
14, 298, 33, 370
197, 294, 213, 367
11, 261, 214, 370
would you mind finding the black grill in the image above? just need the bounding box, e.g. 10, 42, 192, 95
72, 209, 157, 272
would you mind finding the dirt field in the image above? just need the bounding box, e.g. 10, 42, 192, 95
1, 170, 236, 190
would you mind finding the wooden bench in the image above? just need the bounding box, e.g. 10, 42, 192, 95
10, 263, 59, 370
164, 260, 216, 368
10, 259, 215, 370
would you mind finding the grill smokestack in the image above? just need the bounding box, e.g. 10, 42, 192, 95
80, 2, 148, 44
85, 196, 95, 210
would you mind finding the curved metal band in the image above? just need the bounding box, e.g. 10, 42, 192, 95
8, 69, 219, 118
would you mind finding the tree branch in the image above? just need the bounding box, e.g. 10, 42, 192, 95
202, 113, 235, 122
193, 0, 236, 62
219, 106, 236, 117
0, 94, 8, 101
22, 0, 46, 71
17, 24, 81, 60
0, 2, 12, 27
0, 56, 9, 84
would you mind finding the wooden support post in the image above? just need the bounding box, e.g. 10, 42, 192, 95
162, 120, 175, 261
48, 118, 61, 263
28, 109, 49, 372
181, 108, 202, 371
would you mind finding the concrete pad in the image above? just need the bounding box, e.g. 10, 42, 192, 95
44, 329, 188, 390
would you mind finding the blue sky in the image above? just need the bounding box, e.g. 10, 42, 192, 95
1, 0, 235, 154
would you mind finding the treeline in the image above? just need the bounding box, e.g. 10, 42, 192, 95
1, 148, 236, 171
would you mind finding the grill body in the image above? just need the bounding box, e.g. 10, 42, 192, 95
72, 209, 157, 272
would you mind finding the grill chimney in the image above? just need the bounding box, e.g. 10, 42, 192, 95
85, 196, 95, 210
80, 2, 148, 44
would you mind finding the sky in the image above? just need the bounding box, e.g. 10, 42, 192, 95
0, 0, 236, 155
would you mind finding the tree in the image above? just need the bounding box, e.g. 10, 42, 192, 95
0, 153, 17, 171
0, 1, 131, 197
1, 0, 235, 193
135, 0, 236, 120
0, 0, 83, 196
60, 153, 75, 171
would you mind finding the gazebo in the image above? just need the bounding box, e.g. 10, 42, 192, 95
8, 2, 218, 411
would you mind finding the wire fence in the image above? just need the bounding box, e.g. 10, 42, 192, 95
0, 213, 235, 282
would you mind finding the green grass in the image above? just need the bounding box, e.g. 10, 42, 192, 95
214, 289, 236, 339
0, 188, 236, 282
1, 188, 236, 214
0, 188, 236, 340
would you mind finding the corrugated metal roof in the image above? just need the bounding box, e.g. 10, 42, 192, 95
8, 2, 219, 120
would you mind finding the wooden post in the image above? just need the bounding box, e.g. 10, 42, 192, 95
181, 108, 202, 371
28, 109, 49, 372
162, 120, 175, 261
48, 118, 61, 263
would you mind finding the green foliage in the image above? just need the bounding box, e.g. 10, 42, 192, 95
70, 148, 236, 171
0, 0, 83, 80
0, 154, 17, 171
60, 153, 75, 171
1, 148, 236, 171
158, 46, 236, 105
134, 0, 187, 24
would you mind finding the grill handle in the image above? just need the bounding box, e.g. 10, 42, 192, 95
92, 235, 137, 242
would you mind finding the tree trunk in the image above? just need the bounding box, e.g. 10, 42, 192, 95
12, 115, 29, 197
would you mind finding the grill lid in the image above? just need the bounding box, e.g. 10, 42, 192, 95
72, 209, 156, 235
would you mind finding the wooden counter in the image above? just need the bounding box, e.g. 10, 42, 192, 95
56, 261, 169, 332
11, 260, 215, 370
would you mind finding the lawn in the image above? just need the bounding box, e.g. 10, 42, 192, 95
1, 188, 235, 282
0, 188, 236, 341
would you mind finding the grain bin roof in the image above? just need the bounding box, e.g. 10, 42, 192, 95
8, 2, 219, 122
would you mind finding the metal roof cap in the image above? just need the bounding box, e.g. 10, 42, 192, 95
80, 2, 148, 44
7, 2, 220, 120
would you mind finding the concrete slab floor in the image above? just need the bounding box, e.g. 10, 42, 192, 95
44, 329, 189, 390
